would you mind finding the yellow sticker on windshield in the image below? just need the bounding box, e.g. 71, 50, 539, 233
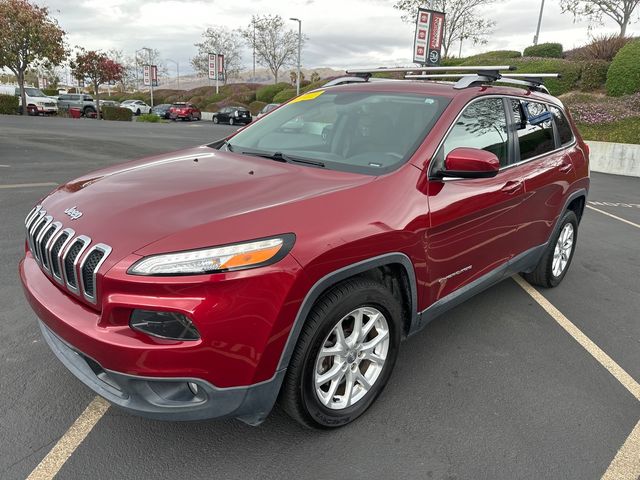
289, 90, 324, 104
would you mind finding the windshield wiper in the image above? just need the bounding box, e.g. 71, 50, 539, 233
241, 150, 325, 168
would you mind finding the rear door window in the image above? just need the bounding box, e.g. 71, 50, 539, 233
441, 98, 509, 167
511, 99, 555, 161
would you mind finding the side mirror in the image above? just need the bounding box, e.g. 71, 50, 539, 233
439, 147, 500, 179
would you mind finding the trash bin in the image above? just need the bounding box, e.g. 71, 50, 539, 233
69, 107, 82, 119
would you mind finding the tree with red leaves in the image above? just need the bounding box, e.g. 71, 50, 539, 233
72, 50, 124, 119
0, 0, 66, 115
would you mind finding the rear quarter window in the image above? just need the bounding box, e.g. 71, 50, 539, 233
550, 106, 574, 146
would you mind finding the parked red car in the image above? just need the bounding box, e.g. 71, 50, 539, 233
20, 67, 589, 429
169, 102, 201, 121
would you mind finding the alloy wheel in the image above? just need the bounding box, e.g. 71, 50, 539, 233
314, 306, 389, 410
552, 223, 574, 277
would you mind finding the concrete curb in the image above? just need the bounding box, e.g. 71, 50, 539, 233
586, 141, 640, 178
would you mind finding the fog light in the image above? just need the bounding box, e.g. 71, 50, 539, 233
188, 382, 199, 395
130, 309, 200, 340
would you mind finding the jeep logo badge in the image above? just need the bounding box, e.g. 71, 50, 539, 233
64, 206, 83, 220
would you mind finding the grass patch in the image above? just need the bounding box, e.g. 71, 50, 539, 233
136, 114, 161, 123
577, 117, 640, 144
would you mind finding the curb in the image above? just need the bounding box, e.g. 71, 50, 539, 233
586, 141, 640, 178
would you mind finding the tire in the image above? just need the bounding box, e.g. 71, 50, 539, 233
187, 114, 193, 122
83, 107, 95, 117
136, 109, 141, 115
280, 277, 402, 429
229, 118, 234, 126
523, 210, 578, 288
213, 116, 219, 124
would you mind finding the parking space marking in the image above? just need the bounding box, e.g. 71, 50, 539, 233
26, 396, 109, 480
514, 275, 640, 401
0, 182, 58, 190
587, 205, 640, 230
589, 201, 640, 209
601, 419, 640, 480
0, 164, 10, 167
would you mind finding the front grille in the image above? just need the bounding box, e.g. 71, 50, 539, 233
24, 207, 111, 305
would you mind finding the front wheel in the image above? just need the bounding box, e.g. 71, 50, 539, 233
213, 116, 219, 124
280, 278, 401, 429
136, 109, 141, 115
229, 118, 234, 126
523, 210, 578, 288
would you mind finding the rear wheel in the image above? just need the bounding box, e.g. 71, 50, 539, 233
523, 210, 578, 288
136, 108, 141, 115
280, 278, 401, 429
229, 118, 234, 126
213, 116, 219, 124
83, 106, 95, 117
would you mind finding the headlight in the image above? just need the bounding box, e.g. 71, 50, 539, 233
128, 234, 294, 276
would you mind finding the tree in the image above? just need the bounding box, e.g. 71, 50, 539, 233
191, 26, 243, 83
71, 50, 124, 120
290, 70, 305, 85
0, 0, 66, 115
393, 0, 498, 58
134, 48, 168, 89
310, 71, 321, 83
242, 15, 300, 83
560, 0, 640, 37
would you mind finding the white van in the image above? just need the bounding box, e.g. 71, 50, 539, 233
0, 84, 58, 114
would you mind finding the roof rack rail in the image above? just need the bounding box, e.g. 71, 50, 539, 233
404, 72, 560, 93
345, 65, 517, 76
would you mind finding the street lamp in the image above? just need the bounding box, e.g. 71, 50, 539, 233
289, 17, 302, 96
166, 58, 180, 89
533, 0, 545, 45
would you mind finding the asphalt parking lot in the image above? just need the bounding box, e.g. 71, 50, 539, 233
1, 114, 638, 480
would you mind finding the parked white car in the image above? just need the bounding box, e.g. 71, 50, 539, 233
0, 84, 58, 114
120, 100, 151, 115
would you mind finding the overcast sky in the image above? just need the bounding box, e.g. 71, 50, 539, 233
43, 0, 638, 74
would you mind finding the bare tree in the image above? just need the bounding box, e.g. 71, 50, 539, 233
393, 0, 499, 58
560, 0, 640, 36
191, 26, 243, 82
134, 48, 168, 86
241, 15, 300, 83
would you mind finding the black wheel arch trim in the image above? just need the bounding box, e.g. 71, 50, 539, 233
276, 252, 418, 373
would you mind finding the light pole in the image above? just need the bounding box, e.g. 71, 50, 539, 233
533, 0, 545, 45
167, 58, 180, 89
290, 17, 301, 96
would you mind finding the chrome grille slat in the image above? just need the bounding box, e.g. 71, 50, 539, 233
63, 235, 91, 294
80, 244, 112, 304
24, 207, 111, 305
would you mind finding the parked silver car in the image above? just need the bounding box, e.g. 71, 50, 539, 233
57, 94, 97, 116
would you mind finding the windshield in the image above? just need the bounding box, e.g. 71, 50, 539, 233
24, 88, 47, 97
227, 89, 449, 175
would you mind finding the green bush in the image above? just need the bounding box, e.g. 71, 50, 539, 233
301, 79, 329, 93
256, 82, 290, 102
440, 57, 467, 66
136, 113, 160, 123
606, 39, 640, 96
102, 106, 132, 121
523, 42, 563, 58
579, 60, 610, 91
249, 100, 267, 115
43, 88, 58, 96
510, 57, 581, 95
272, 88, 297, 103
0, 94, 19, 114
464, 50, 522, 63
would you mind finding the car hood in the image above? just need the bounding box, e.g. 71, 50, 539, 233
39, 145, 373, 263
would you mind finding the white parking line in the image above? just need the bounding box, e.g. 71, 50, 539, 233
0, 182, 58, 190
0, 164, 10, 167
26, 396, 109, 480
587, 205, 640, 229
514, 275, 640, 480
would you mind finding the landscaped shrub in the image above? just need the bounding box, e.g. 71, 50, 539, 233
256, 82, 290, 103
509, 57, 581, 95
579, 60, 610, 91
565, 34, 632, 61
523, 43, 563, 58
0, 94, 19, 114
43, 88, 58, 96
606, 39, 640, 96
136, 113, 160, 122
441, 57, 467, 66
464, 50, 522, 63
249, 101, 267, 115
272, 88, 297, 103
102, 106, 132, 121
301, 79, 329, 93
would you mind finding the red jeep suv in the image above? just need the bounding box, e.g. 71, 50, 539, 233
20, 68, 589, 428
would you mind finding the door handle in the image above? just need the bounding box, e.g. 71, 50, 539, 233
501, 180, 523, 194
559, 161, 573, 173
